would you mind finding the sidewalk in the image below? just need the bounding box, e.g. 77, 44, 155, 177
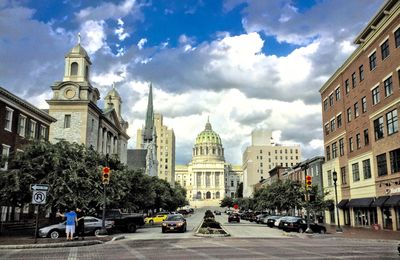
325, 224, 400, 241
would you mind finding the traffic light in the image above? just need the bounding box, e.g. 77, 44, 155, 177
305, 175, 312, 189
102, 166, 111, 184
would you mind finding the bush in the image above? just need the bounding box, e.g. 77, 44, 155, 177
204, 210, 215, 220
202, 218, 221, 229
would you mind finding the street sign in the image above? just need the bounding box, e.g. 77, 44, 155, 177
30, 184, 50, 191
32, 191, 47, 205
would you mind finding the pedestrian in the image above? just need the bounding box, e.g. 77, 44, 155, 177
57, 208, 77, 240
76, 207, 85, 240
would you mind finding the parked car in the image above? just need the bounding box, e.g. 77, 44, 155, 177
255, 213, 269, 224
228, 213, 240, 223
38, 216, 114, 239
278, 216, 301, 229
264, 216, 280, 227
282, 217, 327, 234
275, 216, 290, 228
145, 213, 169, 225
104, 209, 144, 233
161, 214, 187, 233
214, 210, 222, 215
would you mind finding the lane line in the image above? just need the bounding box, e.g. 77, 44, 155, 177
67, 247, 78, 260
1, 249, 21, 259
166, 242, 219, 260
119, 242, 147, 259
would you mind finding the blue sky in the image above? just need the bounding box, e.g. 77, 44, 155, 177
0, 0, 383, 164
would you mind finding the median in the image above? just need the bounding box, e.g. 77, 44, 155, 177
195, 210, 230, 237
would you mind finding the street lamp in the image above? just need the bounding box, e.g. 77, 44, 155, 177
332, 170, 343, 233
302, 163, 312, 234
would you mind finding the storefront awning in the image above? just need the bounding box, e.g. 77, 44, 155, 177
383, 195, 400, 207
348, 197, 374, 208
371, 196, 389, 207
337, 199, 349, 209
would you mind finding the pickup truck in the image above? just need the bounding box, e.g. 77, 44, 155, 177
103, 209, 145, 233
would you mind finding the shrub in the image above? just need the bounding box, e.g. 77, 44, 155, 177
204, 210, 215, 220
202, 218, 221, 229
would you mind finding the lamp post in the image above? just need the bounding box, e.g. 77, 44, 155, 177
332, 170, 343, 233
302, 163, 312, 234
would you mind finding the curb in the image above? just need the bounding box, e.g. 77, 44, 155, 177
111, 235, 125, 242
0, 240, 103, 249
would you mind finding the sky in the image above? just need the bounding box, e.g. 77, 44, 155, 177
0, 0, 384, 165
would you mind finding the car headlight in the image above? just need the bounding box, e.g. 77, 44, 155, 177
177, 223, 183, 227
162, 223, 167, 226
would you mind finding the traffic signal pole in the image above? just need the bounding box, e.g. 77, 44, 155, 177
99, 154, 109, 235
303, 164, 313, 234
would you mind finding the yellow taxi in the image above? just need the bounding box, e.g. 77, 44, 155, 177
145, 213, 169, 225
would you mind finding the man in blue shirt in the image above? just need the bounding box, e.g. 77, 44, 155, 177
58, 208, 77, 240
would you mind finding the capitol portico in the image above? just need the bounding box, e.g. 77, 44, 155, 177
175, 119, 242, 207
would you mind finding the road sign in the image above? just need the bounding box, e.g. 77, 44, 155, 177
30, 184, 50, 191
32, 191, 47, 204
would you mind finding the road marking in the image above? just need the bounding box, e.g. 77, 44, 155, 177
1, 249, 21, 259
120, 242, 147, 259
166, 242, 219, 260
67, 247, 78, 260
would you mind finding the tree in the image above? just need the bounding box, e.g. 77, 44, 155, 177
220, 197, 234, 208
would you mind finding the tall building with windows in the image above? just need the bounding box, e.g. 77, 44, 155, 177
242, 129, 301, 197
174, 118, 242, 207
319, 0, 400, 231
47, 40, 129, 163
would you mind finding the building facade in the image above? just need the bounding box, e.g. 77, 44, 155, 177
174, 119, 243, 207
320, 0, 400, 231
242, 129, 301, 197
0, 86, 56, 221
47, 41, 129, 163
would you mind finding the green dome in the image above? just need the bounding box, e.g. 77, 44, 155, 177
195, 121, 222, 145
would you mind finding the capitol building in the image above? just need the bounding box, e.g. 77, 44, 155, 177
175, 119, 242, 207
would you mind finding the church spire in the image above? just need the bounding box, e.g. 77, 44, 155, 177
144, 83, 154, 141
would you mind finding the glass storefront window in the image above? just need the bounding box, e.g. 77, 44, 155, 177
353, 208, 377, 227
382, 207, 393, 230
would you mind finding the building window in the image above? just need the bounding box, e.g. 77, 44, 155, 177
356, 133, 361, 149
377, 153, 387, 176
369, 52, 377, 70
352, 163, 360, 182
1, 144, 10, 170
330, 119, 335, 132
325, 124, 329, 135
345, 79, 350, 93
323, 99, 328, 111
231, 180, 234, 187
395, 28, 400, 48
64, 115, 71, 128
332, 142, 337, 159
339, 138, 344, 156
389, 148, 400, 174
359, 65, 364, 81
386, 109, 398, 135
351, 72, 356, 87
329, 94, 334, 106
341, 167, 347, 185
362, 159, 371, 179
29, 120, 37, 139
71, 62, 78, 75
337, 114, 342, 128
349, 137, 354, 152
361, 96, 367, 113
347, 108, 352, 122
381, 39, 390, 60
40, 126, 47, 140
326, 146, 331, 161
4, 107, 13, 132
372, 86, 380, 105
18, 115, 26, 137
354, 102, 359, 118
327, 170, 332, 186
384, 76, 393, 97
374, 116, 384, 140
364, 129, 369, 146
335, 87, 341, 101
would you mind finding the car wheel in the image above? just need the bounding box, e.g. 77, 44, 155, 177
127, 224, 137, 233
298, 228, 304, 233
320, 228, 326, 234
162, 228, 166, 233
94, 228, 101, 236
50, 230, 60, 239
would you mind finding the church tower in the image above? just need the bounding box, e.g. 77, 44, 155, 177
104, 83, 122, 121
63, 34, 92, 83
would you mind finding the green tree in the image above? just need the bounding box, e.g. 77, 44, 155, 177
220, 197, 234, 208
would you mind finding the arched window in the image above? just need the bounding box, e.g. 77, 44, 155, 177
206, 191, 211, 199
196, 191, 201, 199
85, 65, 89, 80
216, 192, 220, 199
71, 62, 78, 76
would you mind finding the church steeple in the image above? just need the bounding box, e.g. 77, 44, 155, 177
63, 33, 91, 83
104, 83, 122, 120
143, 83, 154, 142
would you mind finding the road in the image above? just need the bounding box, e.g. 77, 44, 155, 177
0, 207, 398, 259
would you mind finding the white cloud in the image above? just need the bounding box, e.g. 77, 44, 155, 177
80, 20, 107, 54
137, 38, 147, 50
76, 0, 138, 21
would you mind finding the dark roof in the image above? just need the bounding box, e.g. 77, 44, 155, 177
337, 199, 349, 209
348, 197, 374, 208
371, 196, 390, 207
127, 149, 147, 170
383, 195, 400, 207
0, 87, 56, 123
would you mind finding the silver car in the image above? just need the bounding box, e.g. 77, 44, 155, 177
38, 216, 114, 239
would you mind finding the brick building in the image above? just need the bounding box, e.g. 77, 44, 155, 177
319, 0, 400, 231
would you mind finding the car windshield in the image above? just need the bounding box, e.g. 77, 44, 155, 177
166, 215, 183, 221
